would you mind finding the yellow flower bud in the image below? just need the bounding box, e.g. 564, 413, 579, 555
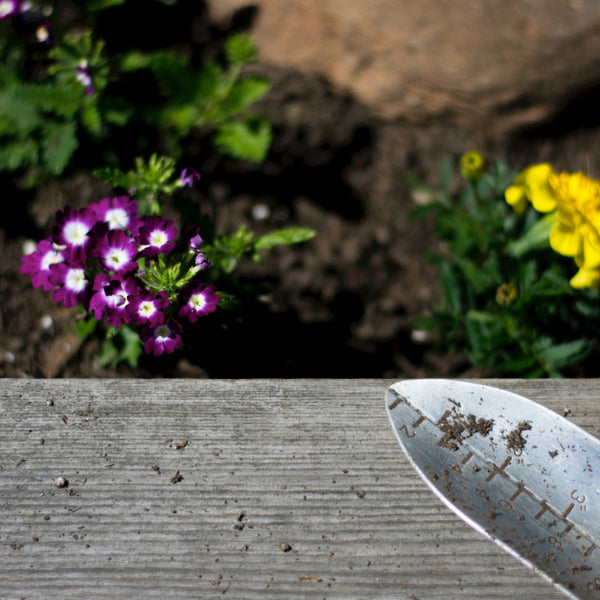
496, 283, 518, 307
460, 151, 486, 181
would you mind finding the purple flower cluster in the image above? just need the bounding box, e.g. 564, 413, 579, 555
20, 195, 219, 356
0, 0, 27, 21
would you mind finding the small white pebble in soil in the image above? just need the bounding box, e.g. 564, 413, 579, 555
22, 239, 36, 255
40, 314, 53, 330
251, 203, 271, 221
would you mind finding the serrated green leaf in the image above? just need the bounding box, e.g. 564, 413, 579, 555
254, 227, 316, 251
225, 34, 258, 64
93, 166, 132, 188
165, 104, 199, 132
0, 91, 41, 133
0, 138, 38, 171
18, 83, 81, 118
81, 101, 102, 134
226, 76, 270, 114
214, 291, 239, 310
214, 119, 271, 162
42, 121, 78, 175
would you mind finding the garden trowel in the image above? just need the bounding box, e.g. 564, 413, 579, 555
386, 379, 600, 600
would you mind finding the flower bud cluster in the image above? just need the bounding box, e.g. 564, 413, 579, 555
20, 195, 219, 356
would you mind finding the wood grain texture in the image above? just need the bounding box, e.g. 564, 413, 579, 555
0, 378, 598, 599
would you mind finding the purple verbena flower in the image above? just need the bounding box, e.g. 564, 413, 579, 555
184, 226, 205, 252
90, 196, 139, 230
180, 168, 201, 188
127, 290, 169, 326
19, 238, 64, 292
89, 273, 140, 327
48, 262, 89, 308
135, 216, 177, 258
183, 226, 211, 269
0, 0, 23, 20
52, 206, 98, 261
76, 60, 95, 96
195, 252, 211, 270
140, 319, 182, 356
178, 284, 219, 323
91, 229, 138, 273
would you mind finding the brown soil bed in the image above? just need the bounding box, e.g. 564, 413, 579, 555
3, 9, 600, 379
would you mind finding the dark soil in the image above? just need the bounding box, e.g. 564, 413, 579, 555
3, 2, 600, 379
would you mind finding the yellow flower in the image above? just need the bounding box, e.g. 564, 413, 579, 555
460, 151, 486, 181
505, 163, 557, 214
570, 265, 600, 289
548, 171, 600, 273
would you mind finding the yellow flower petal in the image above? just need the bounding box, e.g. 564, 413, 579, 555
524, 163, 557, 212
570, 266, 600, 289
549, 223, 581, 257
581, 235, 600, 269
505, 185, 528, 214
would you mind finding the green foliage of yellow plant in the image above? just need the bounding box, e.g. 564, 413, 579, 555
410, 153, 600, 377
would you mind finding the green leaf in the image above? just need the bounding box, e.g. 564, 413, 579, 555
0, 91, 41, 133
80, 101, 102, 134
498, 353, 539, 376
214, 291, 239, 310
535, 338, 591, 370
466, 310, 499, 323
226, 76, 271, 114
75, 315, 97, 338
254, 227, 317, 251
507, 212, 556, 258
225, 34, 258, 64
93, 166, 132, 189
440, 262, 462, 315
17, 83, 81, 118
529, 268, 572, 297
97, 326, 142, 369
42, 121, 78, 175
214, 119, 271, 162
0, 138, 38, 171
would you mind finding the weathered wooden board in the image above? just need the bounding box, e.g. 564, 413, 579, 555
0, 378, 599, 599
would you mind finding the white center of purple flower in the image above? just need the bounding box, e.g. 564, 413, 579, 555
65, 268, 87, 293
139, 301, 156, 317
189, 293, 207, 311
105, 208, 129, 229
41, 249, 63, 271
0, 1, 15, 18
149, 230, 168, 247
63, 221, 90, 246
106, 248, 130, 269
